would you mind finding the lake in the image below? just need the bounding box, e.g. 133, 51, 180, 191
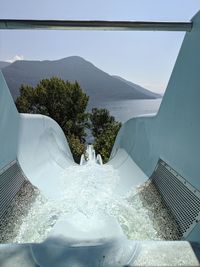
86, 98, 162, 143
90, 99, 162, 123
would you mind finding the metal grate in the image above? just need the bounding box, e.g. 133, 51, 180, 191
151, 159, 200, 238
0, 160, 26, 221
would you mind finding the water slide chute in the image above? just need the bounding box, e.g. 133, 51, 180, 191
0, 10, 200, 267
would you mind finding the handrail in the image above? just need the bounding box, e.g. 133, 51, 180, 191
0, 19, 192, 32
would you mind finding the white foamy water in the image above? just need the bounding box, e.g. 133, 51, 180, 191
14, 147, 162, 243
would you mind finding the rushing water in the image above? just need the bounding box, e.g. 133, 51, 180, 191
14, 146, 163, 243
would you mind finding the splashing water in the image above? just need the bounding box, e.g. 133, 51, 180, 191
14, 146, 162, 243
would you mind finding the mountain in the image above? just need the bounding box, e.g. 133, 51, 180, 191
2, 56, 161, 106
0, 61, 10, 69
113, 75, 161, 99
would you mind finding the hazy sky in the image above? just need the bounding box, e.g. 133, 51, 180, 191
0, 0, 200, 93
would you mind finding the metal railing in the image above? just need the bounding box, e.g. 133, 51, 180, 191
0, 19, 192, 32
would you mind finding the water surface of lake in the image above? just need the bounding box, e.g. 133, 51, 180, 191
90, 99, 162, 123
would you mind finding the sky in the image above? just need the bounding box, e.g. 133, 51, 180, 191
0, 0, 200, 94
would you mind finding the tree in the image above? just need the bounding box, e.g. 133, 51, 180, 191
16, 77, 89, 162
90, 108, 121, 163
67, 135, 85, 163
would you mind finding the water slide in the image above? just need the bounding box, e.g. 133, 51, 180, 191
1, 10, 200, 267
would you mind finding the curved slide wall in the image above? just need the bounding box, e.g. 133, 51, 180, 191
17, 114, 74, 196
0, 71, 74, 198
110, 11, 200, 241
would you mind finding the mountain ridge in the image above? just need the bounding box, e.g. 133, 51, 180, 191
0, 61, 10, 69
113, 75, 161, 98
1, 56, 161, 105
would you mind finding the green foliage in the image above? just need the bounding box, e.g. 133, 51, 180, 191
16, 77, 89, 162
90, 108, 121, 163
90, 108, 115, 138
67, 135, 85, 163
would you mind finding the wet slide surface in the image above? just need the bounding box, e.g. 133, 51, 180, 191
1, 146, 198, 267
13, 146, 176, 243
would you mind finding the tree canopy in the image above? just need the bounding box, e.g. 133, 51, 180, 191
16, 77, 89, 162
